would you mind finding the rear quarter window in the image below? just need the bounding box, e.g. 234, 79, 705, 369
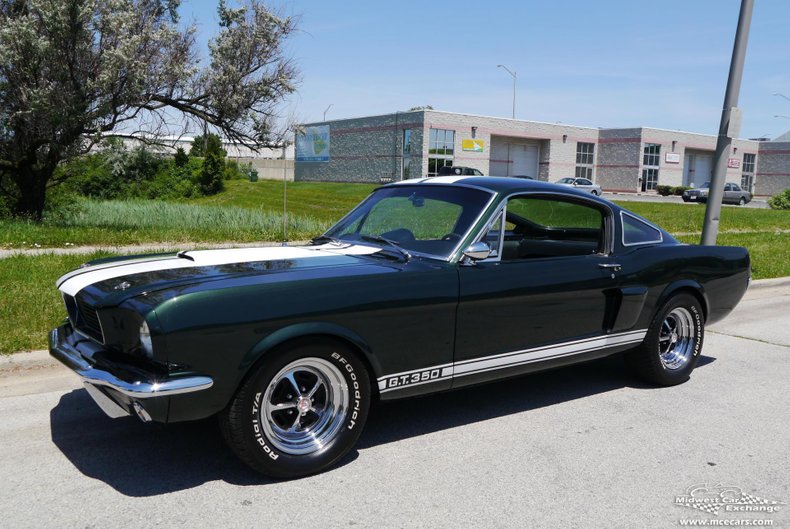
621, 211, 663, 246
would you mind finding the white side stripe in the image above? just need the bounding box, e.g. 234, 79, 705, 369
377, 330, 647, 393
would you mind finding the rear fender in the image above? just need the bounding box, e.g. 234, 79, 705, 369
655, 280, 709, 322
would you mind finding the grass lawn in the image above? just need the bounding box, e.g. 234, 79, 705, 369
0, 252, 113, 354
0, 180, 375, 248
190, 179, 376, 220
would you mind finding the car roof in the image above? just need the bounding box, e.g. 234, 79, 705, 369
386, 175, 605, 201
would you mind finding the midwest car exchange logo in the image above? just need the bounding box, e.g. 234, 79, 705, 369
675, 484, 784, 516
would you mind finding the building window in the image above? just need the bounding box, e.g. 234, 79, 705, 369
741, 153, 755, 193
428, 128, 455, 176
402, 129, 412, 179
642, 143, 660, 191
575, 142, 595, 180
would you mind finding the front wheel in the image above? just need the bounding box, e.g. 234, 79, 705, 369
220, 339, 371, 478
739, 197, 746, 206
626, 293, 704, 386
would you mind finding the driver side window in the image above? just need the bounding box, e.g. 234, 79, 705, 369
497, 196, 606, 260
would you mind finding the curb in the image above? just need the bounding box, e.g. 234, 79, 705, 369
2, 277, 788, 374
746, 276, 790, 290
0, 350, 58, 374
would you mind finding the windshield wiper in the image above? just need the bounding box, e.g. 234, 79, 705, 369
360, 234, 412, 262
311, 235, 343, 246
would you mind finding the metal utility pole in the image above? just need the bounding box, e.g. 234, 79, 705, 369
282, 135, 289, 246
701, 0, 753, 246
497, 64, 516, 119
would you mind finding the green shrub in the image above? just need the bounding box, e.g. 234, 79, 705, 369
174, 147, 189, 167
673, 186, 690, 196
199, 149, 225, 195
656, 185, 673, 196
768, 189, 790, 210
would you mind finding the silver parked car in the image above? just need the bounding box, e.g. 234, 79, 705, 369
556, 177, 602, 196
682, 182, 751, 205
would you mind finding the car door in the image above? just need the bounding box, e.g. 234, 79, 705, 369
723, 183, 734, 204
454, 194, 620, 388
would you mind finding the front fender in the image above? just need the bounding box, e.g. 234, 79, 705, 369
237, 321, 383, 388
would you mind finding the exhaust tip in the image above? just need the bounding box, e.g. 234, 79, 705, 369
133, 401, 152, 423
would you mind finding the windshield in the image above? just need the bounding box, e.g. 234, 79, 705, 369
557, 177, 575, 184
322, 185, 493, 259
701, 182, 711, 188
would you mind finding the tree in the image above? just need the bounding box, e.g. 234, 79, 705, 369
198, 136, 225, 195
0, 0, 298, 219
173, 147, 189, 167
189, 133, 227, 158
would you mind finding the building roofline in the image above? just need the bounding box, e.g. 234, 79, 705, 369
301, 110, 424, 127
301, 109, 765, 144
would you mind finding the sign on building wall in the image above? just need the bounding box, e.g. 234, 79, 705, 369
462, 139, 485, 152
727, 158, 741, 169
665, 153, 681, 164
296, 125, 330, 162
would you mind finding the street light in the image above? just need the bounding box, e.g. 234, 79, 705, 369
773, 93, 790, 103
774, 114, 790, 120
497, 64, 516, 119
323, 104, 333, 121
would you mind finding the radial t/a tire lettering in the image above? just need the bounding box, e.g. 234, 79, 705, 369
219, 339, 371, 478
626, 293, 704, 386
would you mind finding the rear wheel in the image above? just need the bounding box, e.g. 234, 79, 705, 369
626, 293, 704, 386
220, 339, 371, 478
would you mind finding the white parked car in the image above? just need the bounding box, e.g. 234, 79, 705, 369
556, 177, 602, 196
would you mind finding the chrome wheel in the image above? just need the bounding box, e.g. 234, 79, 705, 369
261, 358, 349, 455
658, 307, 695, 370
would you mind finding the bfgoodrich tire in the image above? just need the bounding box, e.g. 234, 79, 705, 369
626, 293, 705, 386
220, 339, 371, 478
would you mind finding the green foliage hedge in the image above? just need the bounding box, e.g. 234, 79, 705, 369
656, 185, 690, 196
55, 139, 257, 206
768, 189, 790, 210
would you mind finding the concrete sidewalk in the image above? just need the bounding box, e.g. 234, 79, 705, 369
0, 240, 310, 259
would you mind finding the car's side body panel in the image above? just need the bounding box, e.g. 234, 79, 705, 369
151, 258, 460, 420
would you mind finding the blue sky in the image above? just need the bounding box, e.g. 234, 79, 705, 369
184, 0, 790, 139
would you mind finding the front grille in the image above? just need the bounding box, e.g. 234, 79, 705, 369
63, 294, 105, 343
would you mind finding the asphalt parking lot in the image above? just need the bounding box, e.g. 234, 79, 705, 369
604, 191, 770, 209
1, 280, 788, 529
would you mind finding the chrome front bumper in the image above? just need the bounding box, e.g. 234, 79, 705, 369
49, 323, 213, 420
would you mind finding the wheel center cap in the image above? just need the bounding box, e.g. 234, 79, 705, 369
296, 397, 312, 414
670, 332, 678, 344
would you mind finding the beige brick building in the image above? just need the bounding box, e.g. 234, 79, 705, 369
295, 110, 790, 197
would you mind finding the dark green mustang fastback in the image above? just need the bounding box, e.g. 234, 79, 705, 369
50, 176, 750, 477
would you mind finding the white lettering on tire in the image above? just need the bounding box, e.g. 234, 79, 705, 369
331, 351, 362, 430
251, 392, 279, 460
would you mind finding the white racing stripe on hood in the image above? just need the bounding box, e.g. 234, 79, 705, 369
57, 244, 380, 297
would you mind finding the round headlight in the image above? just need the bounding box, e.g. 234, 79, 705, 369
139, 320, 154, 358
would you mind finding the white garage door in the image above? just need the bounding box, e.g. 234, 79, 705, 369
490, 140, 539, 178
684, 153, 713, 188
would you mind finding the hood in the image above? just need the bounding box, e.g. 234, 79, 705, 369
56, 244, 384, 307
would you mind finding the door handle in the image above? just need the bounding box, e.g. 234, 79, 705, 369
599, 263, 622, 272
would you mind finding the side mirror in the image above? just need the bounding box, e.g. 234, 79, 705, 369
462, 241, 491, 262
